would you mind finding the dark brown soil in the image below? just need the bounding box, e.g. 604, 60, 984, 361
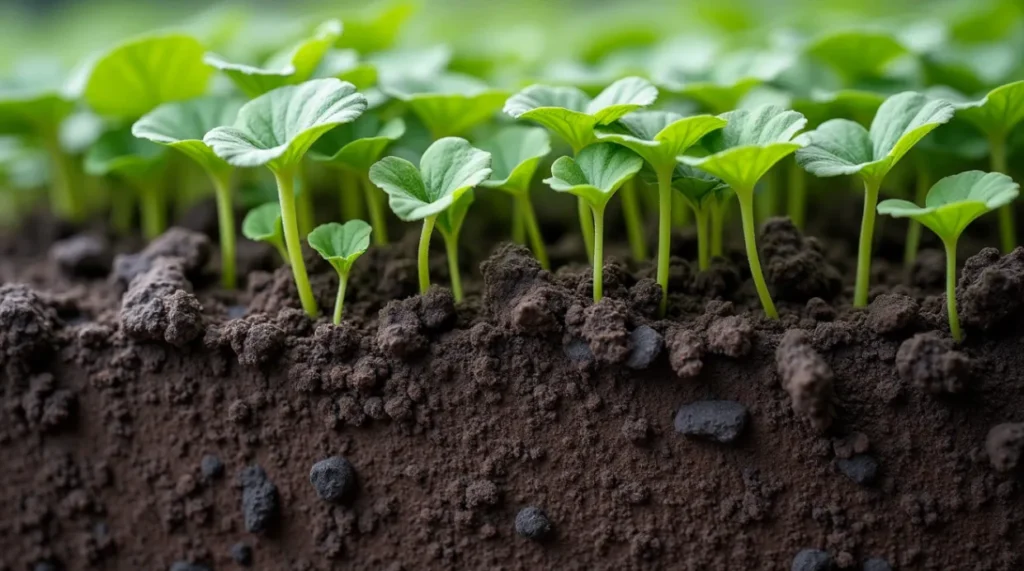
2, 205, 1024, 571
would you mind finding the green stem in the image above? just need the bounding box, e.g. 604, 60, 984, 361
738, 189, 777, 319
592, 204, 605, 302
418, 215, 436, 294
333, 272, 348, 325
621, 177, 647, 262
991, 134, 1015, 252
139, 182, 166, 240
854, 178, 882, 307
517, 194, 549, 270
694, 205, 710, 271
443, 232, 464, 302
340, 170, 365, 221
296, 165, 315, 237
578, 197, 595, 261
671, 192, 689, 228
110, 186, 134, 235
710, 199, 726, 257
944, 239, 962, 342
656, 166, 673, 316
787, 160, 806, 230
43, 134, 82, 221
756, 169, 779, 224
904, 165, 930, 270
212, 171, 237, 289
274, 169, 319, 317
361, 175, 388, 245
511, 195, 526, 244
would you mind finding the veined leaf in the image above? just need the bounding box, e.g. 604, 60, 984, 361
314, 49, 378, 89
479, 126, 552, 194
596, 110, 726, 170
242, 202, 284, 242
436, 189, 475, 237
310, 115, 405, 173
947, 80, 1024, 137
370, 45, 452, 85
666, 163, 730, 208
543, 142, 643, 209
308, 219, 372, 275
334, 1, 415, 53
84, 128, 167, 184
806, 29, 908, 81
654, 50, 793, 113
132, 96, 243, 177
382, 73, 508, 138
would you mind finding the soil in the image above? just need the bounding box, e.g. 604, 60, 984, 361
2, 201, 1023, 571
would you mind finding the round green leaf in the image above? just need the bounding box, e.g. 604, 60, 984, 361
369, 45, 452, 85
83, 34, 213, 119
585, 77, 659, 124
242, 202, 284, 242
478, 126, 552, 194
308, 219, 372, 275
806, 30, 908, 81
543, 142, 643, 209
596, 111, 727, 170
334, 1, 415, 54
382, 73, 508, 138
667, 163, 730, 208
950, 80, 1024, 137
436, 189, 475, 238
203, 78, 368, 171
310, 115, 405, 173
85, 128, 167, 184
132, 96, 243, 177
0, 91, 74, 135
368, 137, 491, 221
314, 49, 378, 89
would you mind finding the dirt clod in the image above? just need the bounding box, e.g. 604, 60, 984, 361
120, 258, 204, 347
580, 299, 631, 365
776, 329, 834, 432
706, 316, 753, 358
985, 423, 1024, 473
239, 465, 279, 534
515, 507, 552, 540
791, 549, 832, 571
50, 234, 111, 277
465, 480, 500, 509
309, 456, 356, 503
958, 247, 1024, 331
761, 218, 842, 302
0, 283, 57, 366
867, 293, 919, 334
665, 327, 704, 379
673, 400, 748, 443
895, 332, 971, 394
112, 227, 211, 289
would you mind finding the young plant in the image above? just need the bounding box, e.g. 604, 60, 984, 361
368, 137, 491, 296
666, 164, 730, 271
478, 126, 553, 269
596, 110, 727, 313
805, 30, 908, 86
543, 143, 643, 301
309, 115, 406, 244
315, 49, 378, 90
334, 0, 415, 54
877, 171, 1020, 341
132, 96, 244, 288
204, 78, 368, 317
242, 202, 289, 264
436, 191, 475, 302
654, 50, 793, 114
796, 91, 954, 307
504, 77, 657, 260
204, 20, 342, 97
308, 220, 372, 324
681, 105, 807, 319
84, 128, 168, 239
380, 73, 508, 139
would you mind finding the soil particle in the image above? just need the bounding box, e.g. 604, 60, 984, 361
0, 283, 58, 367
867, 293, 919, 334
831, 432, 869, 459
791, 549, 832, 571
673, 400, 748, 443
706, 315, 754, 358
958, 247, 1024, 331
482, 243, 568, 334
665, 327, 704, 379
465, 479, 500, 509
238, 465, 279, 534
217, 316, 285, 367
620, 417, 652, 445
231, 542, 253, 566
776, 329, 834, 432
376, 286, 455, 359
911, 248, 946, 289
625, 325, 663, 370
805, 297, 836, 321
120, 258, 204, 347
895, 332, 972, 394
112, 227, 211, 289
862, 557, 892, 571
49, 234, 112, 277
836, 454, 879, 486
15, 372, 77, 432
514, 506, 551, 540
985, 423, 1024, 473
200, 454, 223, 480
309, 456, 356, 503
563, 337, 594, 364
761, 217, 843, 301
576, 299, 631, 365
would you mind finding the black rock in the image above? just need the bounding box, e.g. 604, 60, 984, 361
169, 562, 210, 571
837, 454, 879, 486
564, 338, 594, 364
625, 325, 664, 370
862, 557, 892, 571
200, 454, 224, 480
50, 234, 111, 277
231, 542, 253, 566
34, 563, 58, 571
792, 549, 832, 571
239, 465, 279, 533
673, 400, 748, 444
309, 456, 356, 503
515, 506, 552, 540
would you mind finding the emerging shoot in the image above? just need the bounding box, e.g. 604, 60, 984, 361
664, 164, 730, 272
84, 128, 168, 239
242, 202, 289, 264
436, 191, 475, 302
308, 220, 372, 324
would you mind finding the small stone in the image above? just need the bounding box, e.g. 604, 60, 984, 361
50, 234, 111, 277
862, 557, 892, 571
309, 456, 357, 503
34, 563, 58, 571
231, 542, 253, 566
625, 325, 664, 370
239, 465, 279, 534
169, 562, 210, 571
837, 454, 878, 486
564, 337, 594, 364
515, 506, 552, 540
200, 454, 224, 480
465, 479, 500, 508
673, 400, 748, 444
791, 549, 832, 571
986, 423, 1024, 472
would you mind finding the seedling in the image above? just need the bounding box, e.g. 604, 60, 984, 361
308, 220, 372, 324
681, 104, 807, 319
478, 126, 552, 269
544, 143, 643, 301
310, 115, 406, 244
878, 171, 1020, 341
204, 20, 342, 97
666, 164, 730, 271
133, 96, 244, 288
654, 50, 793, 114
368, 137, 491, 296
504, 77, 657, 260
596, 110, 727, 313
436, 191, 475, 302
805, 30, 908, 85
941, 80, 1024, 252
84, 128, 168, 239
381, 72, 508, 140
242, 202, 289, 264
315, 49, 378, 90
204, 78, 368, 317
334, 1, 415, 54
796, 91, 954, 307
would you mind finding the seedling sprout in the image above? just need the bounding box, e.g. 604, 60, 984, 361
308, 220, 372, 324
242, 202, 289, 264
84, 128, 168, 239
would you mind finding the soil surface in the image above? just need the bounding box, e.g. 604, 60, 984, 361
2, 204, 1023, 571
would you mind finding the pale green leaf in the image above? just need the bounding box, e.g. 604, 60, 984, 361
596, 111, 726, 170
543, 142, 643, 209
84, 128, 166, 184
382, 73, 508, 138
314, 49, 378, 89
308, 219, 372, 275
132, 96, 243, 177
0, 91, 74, 135
949, 80, 1024, 137
369, 45, 452, 85
585, 77, 659, 124
667, 163, 730, 208
807, 30, 908, 81
478, 126, 552, 194
310, 115, 405, 173
334, 1, 415, 53
436, 189, 475, 238
242, 202, 284, 242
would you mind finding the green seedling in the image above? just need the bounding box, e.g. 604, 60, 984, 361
544, 143, 643, 301
654, 50, 794, 114
204, 78, 368, 317
369, 137, 491, 296
308, 220, 372, 324
381, 73, 508, 140
504, 77, 658, 260
334, 0, 415, 54
666, 164, 730, 271
84, 128, 168, 239
310, 115, 406, 244
878, 171, 1020, 341
436, 190, 475, 302
204, 20, 342, 97
681, 104, 807, 319
940, 81, 1024, 253
133, 96, 244, 288
596, 110, 727, 314
478, 125, 553, 269
805, 29, 908, 85
315, 49, 378, 89
796, 91, 954, 307
242, 202, 289, 264
83, 34, 213, 120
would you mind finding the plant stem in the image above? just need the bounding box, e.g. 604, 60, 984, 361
903, 165, 930, 270
710, 199, 726, 257
296, 165, 315, 237
737, 189, 778, 319
578, 197, 595, 261
943, 239, 962, 342
443, 232, 464, 302
694, 205, 710, 271
211, 171, 236, 289
621, 177, 647, 262
671, 192, 689, 228
511, 195, 526, 244
656, 166, 673, 316
418, 215, 436, 294
756, 169, 779, 224
339, 170, 365, 222
332, 272, 348, 325
517, 194, 549, 270
43, 133, 82, 221
787, 160, 806, 230
110, 186, 134, 235
274, 169, 319, 317
854, 178, 882, 307
139, 182, 166, 240
592, 205, 605, 302
990, 134, 1015, 252
361, 175, 388, 245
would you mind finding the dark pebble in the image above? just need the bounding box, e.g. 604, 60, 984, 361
227, 305, 248, 319
673, 400, 748, 443
239, 465, 279, 533
170, 562, 210, 571
309, 456, 356, 503
564, 337, 594, 363
515, 506, 552, 540
791, 549, 832, 571
200, 454, 224, 480
231, 542, 253, 566
837, 454, 879, 486
50, 234, 111, 277
625, 325, 664, 370
34, 563, 58, 571
862, 557, 892, 571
